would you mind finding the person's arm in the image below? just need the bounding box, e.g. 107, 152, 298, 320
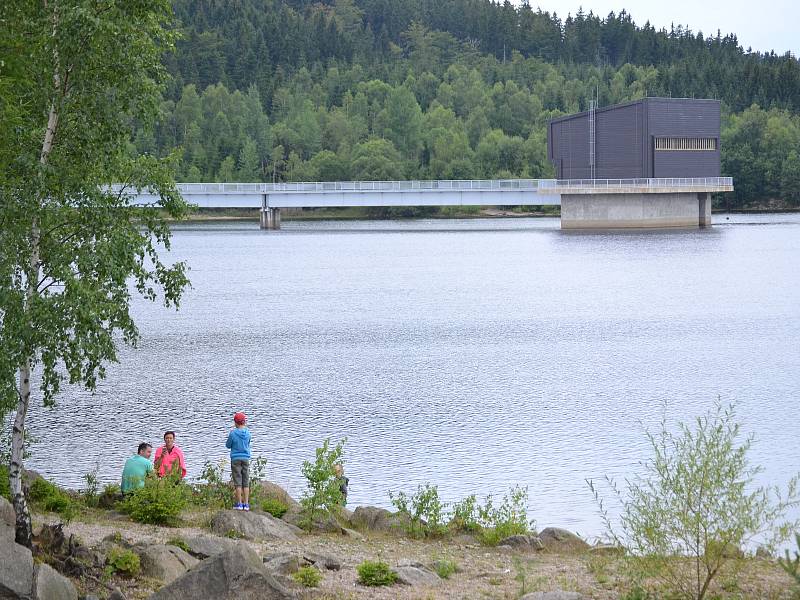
225, 431, 233, 449
153, 447, 163, 475
177, 447, 187, 478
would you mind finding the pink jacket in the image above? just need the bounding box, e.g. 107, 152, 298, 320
154, 445, 186, 478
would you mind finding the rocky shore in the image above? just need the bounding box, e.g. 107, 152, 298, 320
0, 482, 793, 600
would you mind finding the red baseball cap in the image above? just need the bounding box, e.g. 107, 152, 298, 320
233, 412, 247, 425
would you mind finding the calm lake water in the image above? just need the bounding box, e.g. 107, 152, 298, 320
27, 213, 800, 538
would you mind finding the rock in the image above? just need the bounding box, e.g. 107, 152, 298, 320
302, 552, 341, 571
148, 545, 296, 600
33, 562, 78, 600
135, 544, 199, 583
498, 534, 544, 550
83, 595, 100, 600
281, 504, 342, 533
538, 528, 590, 553
263, 553, 302, 576
589, 543, 625, 556
108, 589, 126, 600
0, 537, 33, 599
520, 592, 585, 600
0, 496, 15, 527
183, 534, 240, 559
258, 481, 300, 509
210, 509, 299, 542
393, 563, 441, 587
350, 506, 409, 535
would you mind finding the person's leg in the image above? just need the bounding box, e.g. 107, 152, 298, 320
241, 461, 250, 510
232, 460, 244, 509
234, 487, 242, 506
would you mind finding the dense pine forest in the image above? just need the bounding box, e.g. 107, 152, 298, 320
133, 0, 800, 207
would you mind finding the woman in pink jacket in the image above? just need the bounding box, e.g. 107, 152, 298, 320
154, 431, 187, 479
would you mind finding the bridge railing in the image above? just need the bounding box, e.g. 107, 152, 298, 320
542, 177, 733, 189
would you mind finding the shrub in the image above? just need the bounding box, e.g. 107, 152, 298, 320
167, 537, 191, 553
107, 546, 141, 577
434, 558, 458, 579
82, 463, 100, 507
262, 497, 289, 518
356, 560, 397, 586
0, 464, 10, 500
28, 477, 78, 522
390, 482, 446, 538
193, 459, 232, 508
477, 485, 533, 545
779, 533, 800, 588
292, 565, 322, 587
449, 494, 480, 532
589, 401, 800, 600
300, 438, 346, 529
120, 471, 188, 525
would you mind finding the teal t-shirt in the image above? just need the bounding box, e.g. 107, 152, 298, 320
121, 455, 153, 493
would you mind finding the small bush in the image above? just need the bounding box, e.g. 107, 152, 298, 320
292, 565, 322, 587
167, 537, 191, 553
478, 485, 533, 545
262, 497, 289, 518
193, 460, 232, 508
82, 463, 100, 507
779, 532, 800, 588
449, 494, 480, 532
356, 560, 397, 586
28, 477, 78, 522
107, 546, 141, 577
434, 558, 458, 579
0, 465, 10, 500
390, 482, 446, 538
300, 438, 346, 530
120, 471, 188, 526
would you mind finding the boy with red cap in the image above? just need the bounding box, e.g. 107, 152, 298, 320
226, 412, 252, 510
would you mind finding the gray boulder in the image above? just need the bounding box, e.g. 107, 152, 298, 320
393, 563, 441, 587
183, 534, 240, 559
538, 528, 590, 552
210, 510, 299, 542
498, 534, 544, 550
263, 553, 302, 576
350, 506, 409, 535
0, 537, 33, 599
134, 544, 199, 583
33, 562, 78, 600
0, 496, 15, 527
302, 552, 341, 571
280, 504, 342, 533
108, 589, 126, 600
520, 593, 585, 600
258, 482, 300, 509
148, 545, 295, 600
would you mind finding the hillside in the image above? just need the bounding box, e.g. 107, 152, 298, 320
132, 0, 800, 208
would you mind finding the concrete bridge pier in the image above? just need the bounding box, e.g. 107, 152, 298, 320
560, 191, 715, 229
260, 194, 281, 230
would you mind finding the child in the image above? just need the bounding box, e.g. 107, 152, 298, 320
334, 463, 349, 506
226, 412, 252, 510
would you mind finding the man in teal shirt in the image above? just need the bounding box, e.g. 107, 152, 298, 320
121, 443, 154, 494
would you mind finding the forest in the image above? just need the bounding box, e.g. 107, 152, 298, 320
132, 0, 800, 207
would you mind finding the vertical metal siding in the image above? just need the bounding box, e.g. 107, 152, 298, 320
547, 98, 721, 179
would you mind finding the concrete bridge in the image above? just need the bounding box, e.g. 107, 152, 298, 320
124, 177, 733, 229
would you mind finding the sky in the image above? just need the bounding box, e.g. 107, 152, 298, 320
518, 0, 799, 57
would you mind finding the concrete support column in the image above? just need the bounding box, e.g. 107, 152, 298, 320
560, 192, 704, 229
259, 207, 281, 230
698, 192, 712, 228
259, 194, 281, 230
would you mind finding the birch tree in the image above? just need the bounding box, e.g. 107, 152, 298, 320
0, 0, 189, 546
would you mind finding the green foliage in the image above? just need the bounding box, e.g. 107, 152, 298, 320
300, 438, 346, 530
0, 464, 9, 500
28, 478, 78, 523
589, 401, 800, 600
106, 547, 141, 578
292, 565, 323, 587
390, 483, 446, 538
194, 459, 232, 508
82, 463, 100, 507
120, 471, 188, 526
476, 485, 534, 546
433, 558, 458, 579
449, 494, 480, 532
356, 560, 397, 586
779, 533, 800, 587
167, 537, 191, 553
262, 497, 289, 518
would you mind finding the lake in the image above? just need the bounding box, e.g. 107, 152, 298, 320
27, 213, 800, 538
